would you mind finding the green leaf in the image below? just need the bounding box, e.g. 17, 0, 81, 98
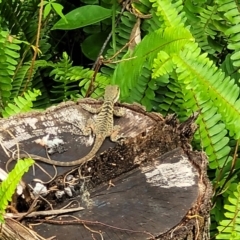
43, 3, 51, 19
0, 159, 34, 223
2, 89, 41, 118
52, 3, 67, 23
52, 5, 112, 30
81, 31, 109, 60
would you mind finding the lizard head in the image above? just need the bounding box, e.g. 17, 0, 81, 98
104, 85, 120, 103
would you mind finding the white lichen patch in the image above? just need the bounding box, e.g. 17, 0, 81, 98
35, 135, 64, 147
40, 125, 59, 135
24, 117, 38, 129
42, 120, 55, 128
142, 156, 197, 188
60, 108, 83, 122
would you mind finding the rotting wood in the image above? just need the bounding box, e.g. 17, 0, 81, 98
0, 99, 212, 240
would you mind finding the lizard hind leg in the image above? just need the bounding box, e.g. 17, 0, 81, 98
110, 125, 124, 142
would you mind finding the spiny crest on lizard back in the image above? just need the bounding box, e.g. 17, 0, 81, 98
104, 85, 120, 103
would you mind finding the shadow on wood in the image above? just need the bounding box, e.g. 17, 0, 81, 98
0, 99, 212, 240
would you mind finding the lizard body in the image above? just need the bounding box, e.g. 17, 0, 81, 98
7, 85, 124, 168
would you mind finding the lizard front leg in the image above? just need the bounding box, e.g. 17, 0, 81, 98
81, 104, 101, 114
113, 107, 125, 117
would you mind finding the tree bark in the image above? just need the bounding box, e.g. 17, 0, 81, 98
0, 99, 212, 240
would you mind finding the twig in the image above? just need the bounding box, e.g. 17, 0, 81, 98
32, 216, 155, 239
22, 0, 44, 93
5, 207, 84, 219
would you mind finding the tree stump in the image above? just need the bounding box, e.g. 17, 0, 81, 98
0, 99, 212, 240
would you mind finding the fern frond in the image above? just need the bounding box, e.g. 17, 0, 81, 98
113, 26, 193, 100
0, 31, 21, 105
152, 51, 174, 78
141, 10, 163, 33
191, 24, 216, 55
154, 73, 184, 116
9, 60, 51, 109
49, 52, 79, 102
200, 5, 219, 38
0, 159, 34, 223
194, 95, 230, 169
216, 0, 240, 72
49, 52, 110, 101
184, 1, 225, 55
0, 0, 39, 41
221, 54, 240, 82
2, 89, 41, 118
217, 183, 240, 239
157, 68, 231, 169
68, 65, 110, 98
125, 63, 153, 110
149, 0, 185, 27
10, 61, 45, 99
173, 42, 240, 139
0, 0, 41, 62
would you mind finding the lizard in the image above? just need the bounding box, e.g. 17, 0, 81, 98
6, 85, 125, 168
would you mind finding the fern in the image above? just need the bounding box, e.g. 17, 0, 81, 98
156, 73, 185, 116
193, 92, 231, 169
0, 0, 240, 236
113, 26, 194, 101
0, 31, 21, 106
49, 52, 110, 101
0, 0, 39, 57
101, 11, 138, 76
49, 52, 80, 102
216, 0, 240, 72
184, 1, 222, 55
0, 159, 34, 223
1, 89, 41, 118
173, 42, 240, 139
217, 183, 240, 239
109, 2, 240, 236
150, 0, 185, 27
151, 41, 236, 168
0, 0, 54, 110
221, 54, 240, 82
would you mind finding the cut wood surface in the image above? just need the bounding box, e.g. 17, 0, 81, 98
0, 99, 212, 240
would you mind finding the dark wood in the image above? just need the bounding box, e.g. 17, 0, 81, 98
0, 100, 212, 240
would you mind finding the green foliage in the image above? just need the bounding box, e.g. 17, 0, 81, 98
0, 31, 21, 105
0, 0, 53, 111
109, 0, 240, 238
49, 52, 80, 102
42, 0, 67, 21
2, 89, 41, 118
49, 52, 110, 101
217, 0, 240, 71
1, 0, 240, 237
0, 159, 34, 223
216, 183, 240, 239
52, 5, 112, 30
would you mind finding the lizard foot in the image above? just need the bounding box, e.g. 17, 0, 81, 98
110, 125, 124, 142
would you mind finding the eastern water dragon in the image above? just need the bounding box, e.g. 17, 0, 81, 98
6, 85, 124, 168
